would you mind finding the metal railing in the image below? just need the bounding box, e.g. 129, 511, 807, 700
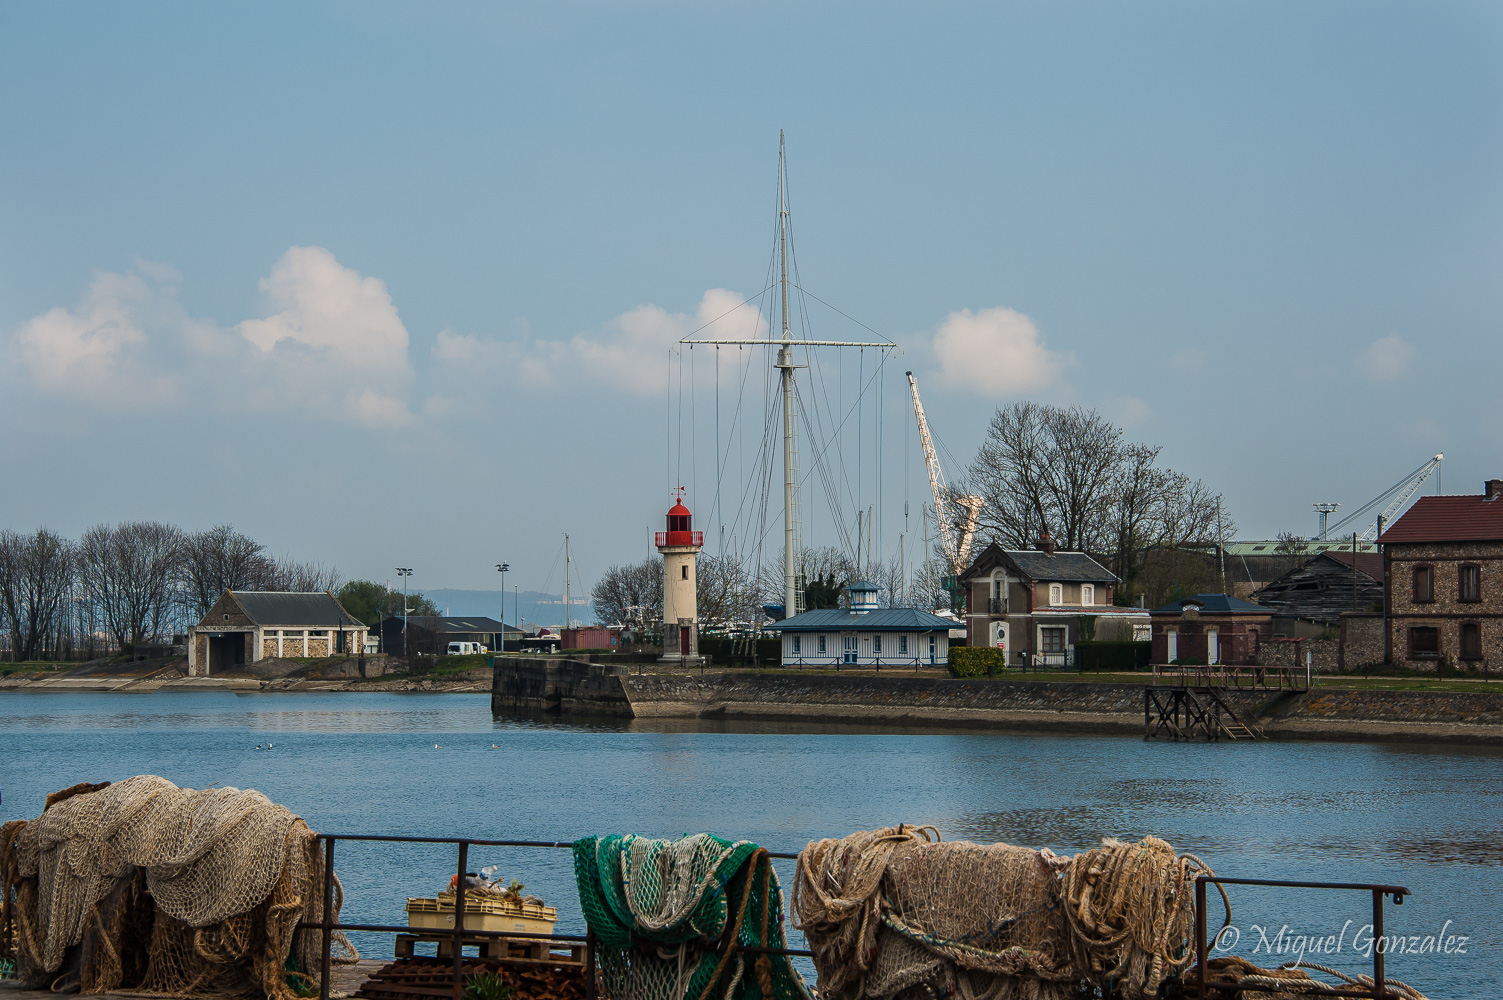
1194, 876, 1410, 999
307, 834, 812, 1000
1152, 663, 1310, 691
305, 834, 1416, 1000
987, 598, 1006, 614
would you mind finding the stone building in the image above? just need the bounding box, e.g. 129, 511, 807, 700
1149, 594, 1274, 666
957, 538, 1149, 667
188, 591, 367, 676
1379, 479, 1503, 671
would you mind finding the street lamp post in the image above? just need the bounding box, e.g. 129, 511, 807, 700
396, 568, 413, 657
496, 562, 509, 652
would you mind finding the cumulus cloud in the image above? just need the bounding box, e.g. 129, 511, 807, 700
12, 266, 179, 404
437, 289, 764, 396
930, 306, 1064, 395
10, 247, 416, 428
1361, 334, 1414, 381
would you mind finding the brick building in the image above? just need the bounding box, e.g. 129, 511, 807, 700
958, 538, 1149, 667
1149, 594, 1274, 666
188, 590, 367, 676
1379, 479, 1503, 671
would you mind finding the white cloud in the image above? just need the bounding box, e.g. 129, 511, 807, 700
1361, 334, 1414, 381
12, 267, 178, 404
929, 306, 1064, 395
1105, 394, 1151, 427
441, 289, 765, 396
10, 247, 416, 429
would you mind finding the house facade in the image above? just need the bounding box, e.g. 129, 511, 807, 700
957, 539, 1148, 667
771, 581, 953, 668
1149, 595, 1274, 666
188, 591, 367, 676
1379, 480, 1503, 670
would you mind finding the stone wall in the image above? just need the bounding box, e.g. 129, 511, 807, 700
1339, 613, 1385, 670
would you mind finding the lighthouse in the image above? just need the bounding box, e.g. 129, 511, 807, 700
656, 492, 704, 663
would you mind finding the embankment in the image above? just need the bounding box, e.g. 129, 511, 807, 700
490, 658, 1503, 744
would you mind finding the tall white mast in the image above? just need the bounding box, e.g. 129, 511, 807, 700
775, 132, 800, 619
564, 533, 571, 630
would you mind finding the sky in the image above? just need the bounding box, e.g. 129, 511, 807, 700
2, 1, 1501, 598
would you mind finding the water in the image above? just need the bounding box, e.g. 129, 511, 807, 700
1, 690, 1497, 996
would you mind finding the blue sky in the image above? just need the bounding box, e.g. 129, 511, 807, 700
2, 1, 1500, 597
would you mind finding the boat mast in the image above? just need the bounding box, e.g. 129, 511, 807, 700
775, 132, 800, 620
564, 533, 571, 630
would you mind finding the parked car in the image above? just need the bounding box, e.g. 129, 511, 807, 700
446, 641, 488, 655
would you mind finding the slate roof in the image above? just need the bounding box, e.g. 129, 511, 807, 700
1378, 494, 1503, 543
960, 543, 1117, 584
403, 616, 520, 633
768, 607, 959, 632
229, 591, 362, 627
1150, 594, 1272, 615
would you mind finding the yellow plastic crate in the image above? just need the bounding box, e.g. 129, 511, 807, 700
404, 892, 557, 935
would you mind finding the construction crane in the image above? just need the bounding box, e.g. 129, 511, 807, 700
906, 372, 984, 583
1324, 454, 1444, 541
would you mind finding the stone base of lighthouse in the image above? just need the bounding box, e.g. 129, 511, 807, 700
659, 619, 705, 666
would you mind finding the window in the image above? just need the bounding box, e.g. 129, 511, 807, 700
1461, 623, 1482, 660
899, 634, 909, 654
1460, 565, 1481, 603
1049, 584, 1063, 605
681, 565, 688, 580
1081, 584, 1094, 606
222, 614, 230, 621
873, 634, 883, 655
1409, 626, 1440, 658
817, 634, 826, 654
1413, 566, 1434, 603
1041, 627, 1067, 653
792, 634, 801, 655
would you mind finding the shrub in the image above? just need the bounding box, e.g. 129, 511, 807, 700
1075, 641, 1151, 672
948, 646, 1008, 678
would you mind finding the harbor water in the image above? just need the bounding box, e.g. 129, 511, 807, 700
0, 690, 1497, 995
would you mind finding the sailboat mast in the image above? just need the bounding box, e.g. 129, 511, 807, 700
564, 533, 571, 630
776, 131, 799, 619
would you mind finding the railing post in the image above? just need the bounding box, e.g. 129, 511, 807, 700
320, 836, 335, 1000
1372, 889, 1386, 998
585, 927, 596, 1000
453, 841, 469, 999
1195, 876, 1207, 999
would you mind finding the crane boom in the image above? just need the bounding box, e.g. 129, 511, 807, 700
906, 371, 984, 579
1366, 454, 1443, 540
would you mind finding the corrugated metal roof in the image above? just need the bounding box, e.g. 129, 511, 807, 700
1378, 495, 1503, 543
1150, 594, 1271, 614
229, 591, 361, 627
768, 607, 958, 632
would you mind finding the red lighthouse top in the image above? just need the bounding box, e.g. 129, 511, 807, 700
656, 491, 703, 549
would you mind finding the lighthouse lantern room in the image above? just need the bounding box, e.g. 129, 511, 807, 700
655, 492, 704, 663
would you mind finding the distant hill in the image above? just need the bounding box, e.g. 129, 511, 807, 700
426, 589, 594, 631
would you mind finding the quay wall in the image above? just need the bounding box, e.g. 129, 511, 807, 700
489, 659, 1503, 744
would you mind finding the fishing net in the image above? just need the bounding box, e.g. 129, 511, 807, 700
574, 833, 812, 1000
0, 775, 356, 999
793, 825, 1211, 1000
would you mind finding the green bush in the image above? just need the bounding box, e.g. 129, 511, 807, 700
948, 646, 1008, 678
1076, 641, 1151, 672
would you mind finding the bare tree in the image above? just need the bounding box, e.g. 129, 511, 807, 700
697, 553, 760, 627
182, 525, 267, 616
77, 522, 186, 648
255, 555, 342, 593
0, 529, 75, 661
591, 558, 663, 630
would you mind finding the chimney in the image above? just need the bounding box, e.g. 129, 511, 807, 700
1036, 529, 1055, 555
1486, 479, 1503, 501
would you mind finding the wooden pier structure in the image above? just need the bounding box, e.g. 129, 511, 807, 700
1144, 664, 1309, 742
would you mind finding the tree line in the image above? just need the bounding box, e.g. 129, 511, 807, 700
0, 523, 338, 661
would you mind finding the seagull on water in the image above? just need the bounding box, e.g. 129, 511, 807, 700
434, 743, 443, 749
254, 745, 262, 751
490, 744, 500, 749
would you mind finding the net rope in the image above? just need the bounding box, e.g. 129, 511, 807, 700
0, 775, 356, 999
574, 833, 812, 1000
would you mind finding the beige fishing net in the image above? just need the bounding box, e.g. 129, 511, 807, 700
793, 825, 1211, 1000
0, 775, 356, 999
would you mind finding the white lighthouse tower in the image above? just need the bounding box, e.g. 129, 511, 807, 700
656, 492, 704, 663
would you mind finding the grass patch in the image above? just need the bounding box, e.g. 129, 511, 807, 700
0, 661, 72, 677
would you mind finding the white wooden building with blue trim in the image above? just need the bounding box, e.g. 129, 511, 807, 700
768, 581, 955, 668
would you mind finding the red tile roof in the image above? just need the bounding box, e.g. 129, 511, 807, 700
1323, 550, 1384, 579
1379, 495, 1503, 543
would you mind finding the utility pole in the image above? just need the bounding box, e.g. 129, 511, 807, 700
396, 568, 413, 657
496, 562, 508, 651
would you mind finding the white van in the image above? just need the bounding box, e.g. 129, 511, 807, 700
446, 641, 488, 656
